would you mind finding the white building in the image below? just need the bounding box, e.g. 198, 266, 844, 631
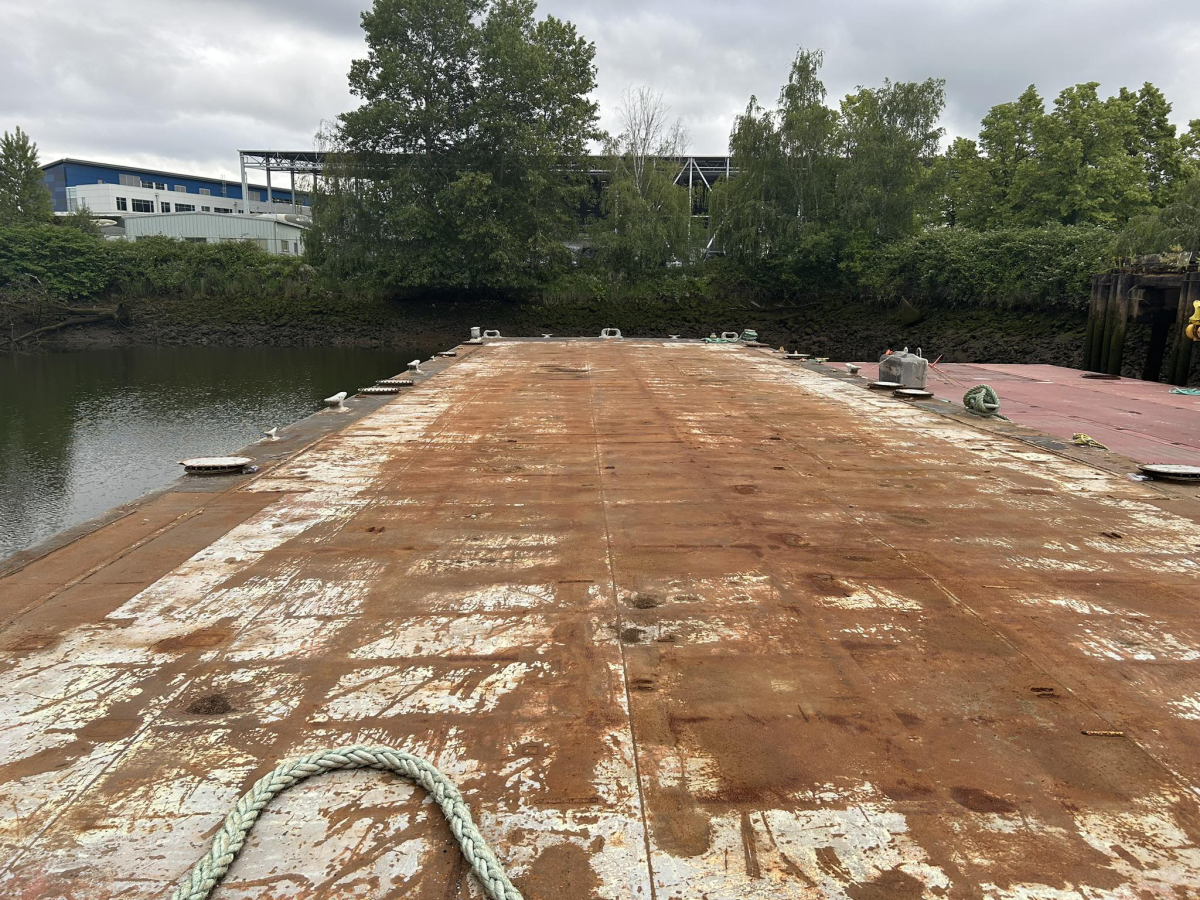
65, 182, 308, 218
121, 212, 307, 256
44, 158, 311, 218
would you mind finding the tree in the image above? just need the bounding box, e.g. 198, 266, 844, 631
1117, 175, 1200, 255
1016, 82, 1150, 226
773, 48, 838, 228
60, 201, 102, 237
1122, 83, 1190, 206
936, 136, 988, 228
594, 87, 692, 277
712, 48, 837, 261
945, 81, 1194, 231
0, 127, 53, 225
309, 0, 599, 291
1182, 119, 1200, 168
712, 49, 943, 276
833, 77, 946, 242
972, 85, 1044, 226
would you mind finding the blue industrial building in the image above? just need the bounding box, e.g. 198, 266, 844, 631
41, 158, 307, 214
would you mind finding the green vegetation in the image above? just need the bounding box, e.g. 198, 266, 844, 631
306, 22, 1150, 310
0, 226, 309, 302
1116, 176, 1200, 256
308, 0, 599, 292
0, 227, 329, 346
0, 127, 53, 224
709, 48, 947, 289
593, 87, 694, 282
939, 83, 1198, 229
859, 225, 1115, 309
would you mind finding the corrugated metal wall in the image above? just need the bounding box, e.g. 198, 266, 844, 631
122, 213, 305, 255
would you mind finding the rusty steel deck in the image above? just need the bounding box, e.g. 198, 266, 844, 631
2, 340, 1200, 899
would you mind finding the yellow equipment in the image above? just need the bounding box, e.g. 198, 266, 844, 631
1188, 300, 1200, 342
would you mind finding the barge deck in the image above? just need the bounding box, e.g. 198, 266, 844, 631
2, 339, 1199, 899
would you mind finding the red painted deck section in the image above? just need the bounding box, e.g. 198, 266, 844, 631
851, 362, 1200, 465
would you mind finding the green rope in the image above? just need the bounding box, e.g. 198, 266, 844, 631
169, 745, 521, 900
963, 384, 1008, 420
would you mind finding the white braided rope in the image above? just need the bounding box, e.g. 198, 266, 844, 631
169, 745, 523, 900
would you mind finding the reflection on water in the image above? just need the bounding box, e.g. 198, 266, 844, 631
0, 345, 428, 560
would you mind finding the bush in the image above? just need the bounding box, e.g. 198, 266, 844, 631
857, 225, 1116, 310
0, 226, 321, 307
0, 225, 114, 299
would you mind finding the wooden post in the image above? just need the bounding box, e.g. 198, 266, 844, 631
1170, 274, 1198, 386
1099, 275, 1118, 372
1106, 274, 1133, 376
1082, 275, 1100, 370
1142, 306, 1171, 383
1085, 275, 1111, 371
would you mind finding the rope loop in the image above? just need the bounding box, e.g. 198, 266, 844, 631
963, 384, 1007, 419
169, 745, 523, 900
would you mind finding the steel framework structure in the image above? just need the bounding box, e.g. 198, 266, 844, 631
238, 150, 328, 213
237, 150, 739, 217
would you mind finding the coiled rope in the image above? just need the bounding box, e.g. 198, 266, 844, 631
169, 745, 522, 900
962, 384, 1007, 420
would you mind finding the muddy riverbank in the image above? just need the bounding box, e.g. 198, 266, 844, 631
25, 295, 1200, 382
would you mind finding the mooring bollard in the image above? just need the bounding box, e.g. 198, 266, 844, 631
483, 329, 501, 339
600, 328, 622, 339
408, 359, 424, 375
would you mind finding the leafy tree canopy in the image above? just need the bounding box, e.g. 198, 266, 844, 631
941, 81, 1195, 230
1116, 175, 1200, 255
308, 0, 599, 292
0, 127, 53, 225
593, 87, 693, 279
711, 48, 944, 271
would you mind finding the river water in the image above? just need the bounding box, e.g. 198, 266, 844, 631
0, 346, 432, 561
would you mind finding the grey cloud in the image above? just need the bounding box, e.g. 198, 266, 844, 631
1, 0, 1198, 177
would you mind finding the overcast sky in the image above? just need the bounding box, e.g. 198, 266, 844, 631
2, 0, 1199, 182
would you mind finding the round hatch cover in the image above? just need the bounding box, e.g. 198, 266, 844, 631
894, 388, 933, 399
868, 380, 902, 390
180, 456, 252, 475
1138, 464, 1200, 483
359, 385, 400, 394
